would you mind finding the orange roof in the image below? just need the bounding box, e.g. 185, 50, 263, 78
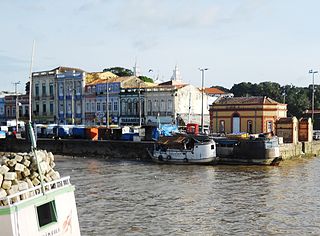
203, 87, 225, 94
215, 96, 283, 105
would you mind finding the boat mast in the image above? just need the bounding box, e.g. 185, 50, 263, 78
28, 40, 35, 123
27, 40, 45, 194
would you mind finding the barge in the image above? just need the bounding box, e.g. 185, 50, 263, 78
214, 136, 282, 166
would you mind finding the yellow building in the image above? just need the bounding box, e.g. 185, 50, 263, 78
209, 96, 287, 134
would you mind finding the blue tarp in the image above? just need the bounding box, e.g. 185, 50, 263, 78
159, 124, 178, 137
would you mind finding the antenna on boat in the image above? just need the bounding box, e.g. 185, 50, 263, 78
27, 40, 45, 195
28, 40, 35, 123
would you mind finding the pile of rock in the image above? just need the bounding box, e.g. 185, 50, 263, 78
0, 150, 60, 205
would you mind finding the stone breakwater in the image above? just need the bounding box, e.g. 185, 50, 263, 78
0, 150, 60, 205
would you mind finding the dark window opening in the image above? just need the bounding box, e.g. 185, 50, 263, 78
37, 200, 57, 227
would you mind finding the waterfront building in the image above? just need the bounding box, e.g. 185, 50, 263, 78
84, 73, 143, 126
204, 87, 233, 108
119, 79, 155, 126
209, 96, 287, 134
4, 93, 29, 127
31, 66, 85, 124
0, 97, 5, 125
144, 66, 210, 127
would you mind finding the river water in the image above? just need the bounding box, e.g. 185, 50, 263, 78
55, 156, 320, 236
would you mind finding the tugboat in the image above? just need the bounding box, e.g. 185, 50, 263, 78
149, 133, 217, 164
0, 123, 81, 236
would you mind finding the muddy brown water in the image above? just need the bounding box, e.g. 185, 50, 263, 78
55, 156, 320, 236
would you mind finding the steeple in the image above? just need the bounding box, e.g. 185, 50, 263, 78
133, 58, 141, 77
171, 65, 182, 82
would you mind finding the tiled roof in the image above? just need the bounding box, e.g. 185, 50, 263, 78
215, 96, 282, 105
203, 87, 225, 94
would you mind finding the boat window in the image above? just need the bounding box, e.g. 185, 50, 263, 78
211, 145, 215, 149
37, 200, 57, 228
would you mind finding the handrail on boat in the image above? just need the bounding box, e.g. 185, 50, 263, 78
0, 176, 71, 207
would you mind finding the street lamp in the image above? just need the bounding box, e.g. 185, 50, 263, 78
138, 82, 142, 127
13, 81, 21, 132
199, 68, 208, 134
309, 69, 318, 122
105, 79, 110, 128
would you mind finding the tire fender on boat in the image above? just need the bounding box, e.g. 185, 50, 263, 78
167, 155, 171, 160
158, 155, 163, 161
183, 158, 188, 163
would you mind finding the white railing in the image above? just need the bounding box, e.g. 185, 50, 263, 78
0, 176, 71, 207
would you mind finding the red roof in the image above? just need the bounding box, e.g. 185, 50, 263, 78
203, 87, 225, 94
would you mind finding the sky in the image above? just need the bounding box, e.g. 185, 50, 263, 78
1, 0, 320, 93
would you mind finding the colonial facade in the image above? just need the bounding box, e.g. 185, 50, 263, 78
209, 96, 287, 134
31, 67, 85, 124
84, 74, 145, 126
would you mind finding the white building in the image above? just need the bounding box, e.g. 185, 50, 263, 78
144, 65, 210, 126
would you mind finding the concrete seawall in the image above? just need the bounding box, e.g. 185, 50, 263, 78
279, 141, 320, 160
1, 138, 320, 163
0, 139, 155, 160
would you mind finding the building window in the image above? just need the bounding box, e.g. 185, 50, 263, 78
102, 102, 106, 112
114, 101, 118, 112
35, 84, 39, 97
108, 101, 112, 112
128, 99, 132, 115
91, 102, 95, 112
76, 102, 81, 114
154, 100, 158, 111
219, 120, 225, 133
86, 102, 90, 112
148, 100, 152, 112
267, 121, 273, 133
121, 100, 126, 115
37, 200, 57, 228
160, 100, 165, 111
36, 103, 39, 113
59, 103, 64, 114
49, 83, 54, 97
247, 120, 253, 134
167, 100, 172, 111
49, 102, 54, 114
59, 83, 63, 96
67, 102, 71, 114
42, 83, 46, 96
97, 102, 101, 111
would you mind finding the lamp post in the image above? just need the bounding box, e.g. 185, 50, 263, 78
138, 82, 142, 127
13, 81, 21, 132
199, 68, 208, 134
105, 79, 110, 128
309, 69, 318, 122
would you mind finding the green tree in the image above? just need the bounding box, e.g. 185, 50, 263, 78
230, 82, 254, 97
138, 76, 154, 83
285, 86, 309, 117
103, 67, 134, 77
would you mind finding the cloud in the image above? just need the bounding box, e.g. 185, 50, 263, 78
0, 54, 28, 72
112, 0, 220, 31
133, 38, 158, 51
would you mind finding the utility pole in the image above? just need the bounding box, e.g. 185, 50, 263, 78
199, 68, 208, 134
138, 82, 142, 127
106, 79, 110, 128
13, 81, 21, 132
28, 40, 35, 123
309, 69, 318, 122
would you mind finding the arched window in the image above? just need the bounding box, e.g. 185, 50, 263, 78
247, 120, 253, 134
